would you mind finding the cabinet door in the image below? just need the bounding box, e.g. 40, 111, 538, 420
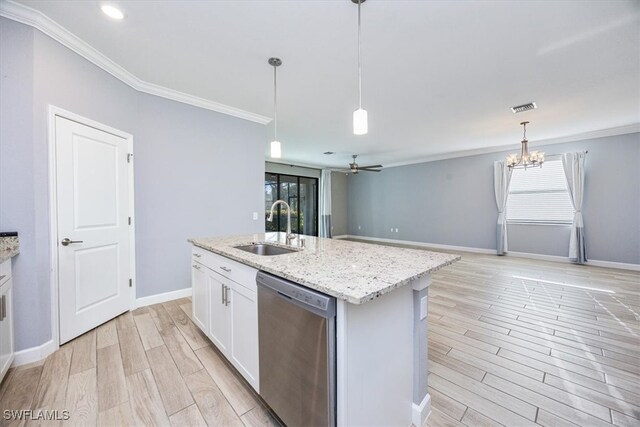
208, 272, 231, 355
191, 263, 209, 333
230, 283, 259, 391
0, 279, 14, 381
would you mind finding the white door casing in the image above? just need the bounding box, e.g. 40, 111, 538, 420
55, 114, 133, 344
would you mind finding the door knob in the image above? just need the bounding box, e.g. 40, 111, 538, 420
61, 238, 83, 246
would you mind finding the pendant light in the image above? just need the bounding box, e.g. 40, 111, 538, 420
506, 121, 545, 169
269, 57, 282, 158
352, 0, 368, 135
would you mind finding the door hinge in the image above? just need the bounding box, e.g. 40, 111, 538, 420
128, 217, 131, 225
127, 153, 133, 163
129, 278, 133, 288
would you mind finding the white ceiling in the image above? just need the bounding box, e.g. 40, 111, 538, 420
13, 0, 640, 168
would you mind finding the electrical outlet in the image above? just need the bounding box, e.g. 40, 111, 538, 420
358, 225, 361, 230
395, 228, 399, 233
252, 212, 258, 220
420, 296, 428, 320
390, 227, 394, 232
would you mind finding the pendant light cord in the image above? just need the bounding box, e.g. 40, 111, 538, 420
357, 0, 362, 109
273, 64, 278, 141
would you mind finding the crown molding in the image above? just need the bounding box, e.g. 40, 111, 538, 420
298, 122, 640, 171
383, 123, 640, 169
0, 0, 271, 125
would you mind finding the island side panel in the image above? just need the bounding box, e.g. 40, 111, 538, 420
336, 284, 414, 426
412, 275, 432, 427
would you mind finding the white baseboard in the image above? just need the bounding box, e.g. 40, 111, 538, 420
504, 251, 640, 271
413, 393, 431, 427
332, 234, 350, 239
341, 235, 640, 271
13, 339, 56, 367
135, 287, 192, 308
584, 259, 640, 271
506, 251, 569, 263
337, 235, 495, 254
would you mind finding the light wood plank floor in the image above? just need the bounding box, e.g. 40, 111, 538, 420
353, 240, 639, 427
1, 248, 638, 427
0, 299, 281, 427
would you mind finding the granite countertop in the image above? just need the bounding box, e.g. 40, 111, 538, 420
0, 235, 19, 263
189, 233, 460, 304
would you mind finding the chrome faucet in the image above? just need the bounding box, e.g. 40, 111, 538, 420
267, 200, 296, 244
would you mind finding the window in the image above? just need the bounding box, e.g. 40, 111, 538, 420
265, 173, 319, 236
506, 159, 574, 224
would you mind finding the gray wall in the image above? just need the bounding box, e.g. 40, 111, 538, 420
0, 19, 46, 351
348, 133, 640, 265
1, 18, 265, 351
331, 172, 348, 236
134, 94, 265, 297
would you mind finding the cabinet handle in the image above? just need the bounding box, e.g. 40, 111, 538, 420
224, 286, 230, 306
219, 266, 231, 273
221, 283, 225, 305
0, 295, 5, 321
193, 253, 202, 258
192, 264, 201, 270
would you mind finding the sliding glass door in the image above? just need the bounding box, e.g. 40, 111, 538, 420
265, 173, 318, 236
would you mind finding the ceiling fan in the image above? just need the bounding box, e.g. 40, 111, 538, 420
342, 155, 383, 174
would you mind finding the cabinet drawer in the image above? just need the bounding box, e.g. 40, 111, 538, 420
192, 246, 220, 271
192, 247, 257, 292
0, 259, 11, 286
192, 246, 211, 264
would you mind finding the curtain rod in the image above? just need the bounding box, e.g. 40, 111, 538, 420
545, 150, 588, 159
265, 160, 322, 171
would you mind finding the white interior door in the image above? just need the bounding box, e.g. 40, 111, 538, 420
55, 116, 132, 344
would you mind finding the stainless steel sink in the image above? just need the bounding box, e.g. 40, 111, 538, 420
234, 243, 299, 256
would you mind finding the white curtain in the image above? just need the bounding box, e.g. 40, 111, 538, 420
494, 161, 513, 255
319, 169, 332, 238
562, 152, 587, 263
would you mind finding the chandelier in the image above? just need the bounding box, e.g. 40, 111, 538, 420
506, 121, 544, 169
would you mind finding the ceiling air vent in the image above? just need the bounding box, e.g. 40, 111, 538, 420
511, 102, 537, 113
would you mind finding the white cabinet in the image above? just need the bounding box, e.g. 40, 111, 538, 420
191, 247, 259, 391
191, 263, 209, 333
208, 273, 231, 355
229, 279, 259, 389
0, 259, 15, 382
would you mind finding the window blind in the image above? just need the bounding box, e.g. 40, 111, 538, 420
506, 159, 574, 224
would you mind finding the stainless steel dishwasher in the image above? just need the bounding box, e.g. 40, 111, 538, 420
257, 271, 336, 427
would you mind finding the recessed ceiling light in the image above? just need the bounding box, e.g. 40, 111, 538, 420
324, 151, 335, 155
101, 5, 124, 20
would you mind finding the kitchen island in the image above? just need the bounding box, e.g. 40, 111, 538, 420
189, 232, 459, 426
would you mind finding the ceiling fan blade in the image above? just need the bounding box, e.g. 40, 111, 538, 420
360, 168, 381, 172
359, 165, 383, 169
